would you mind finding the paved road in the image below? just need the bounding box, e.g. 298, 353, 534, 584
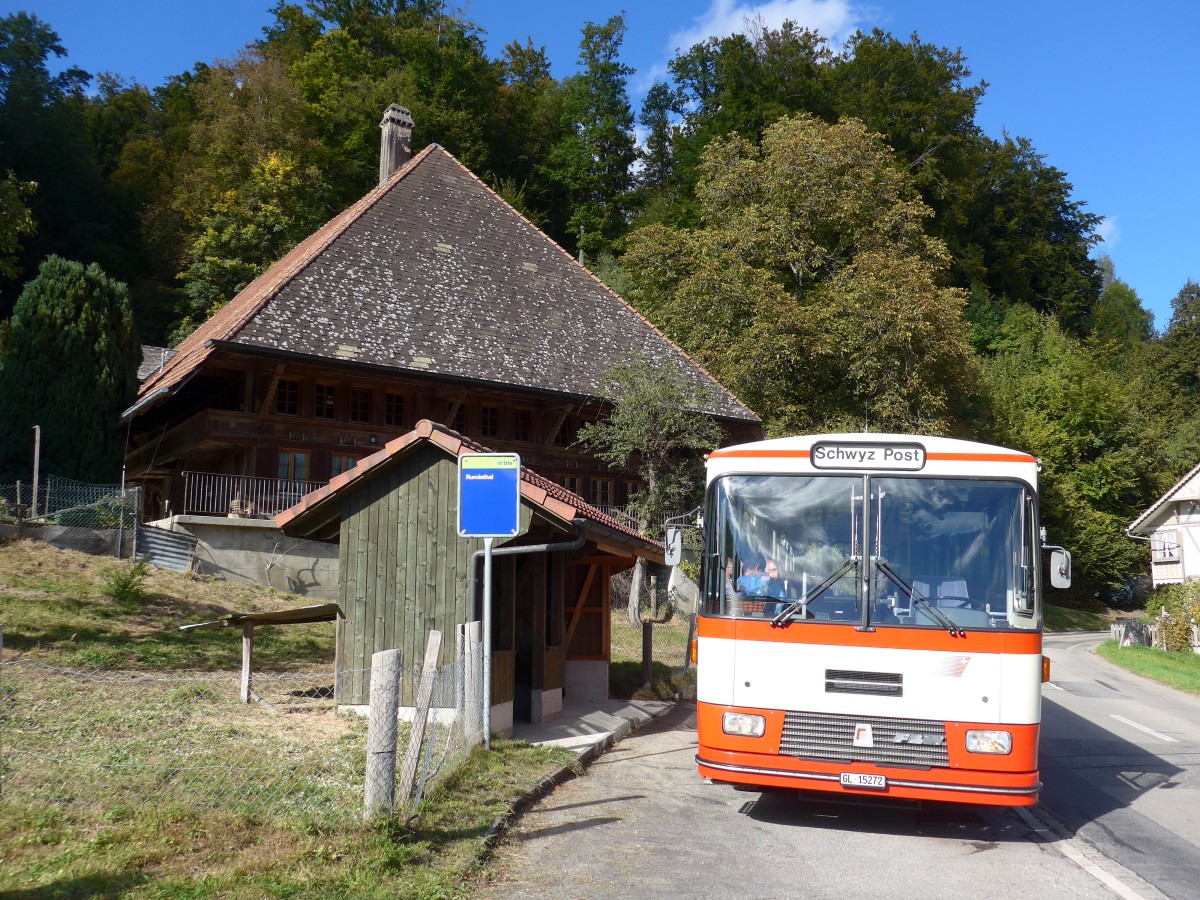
1040, 631, 1200, 899
477, 639, 1190, 899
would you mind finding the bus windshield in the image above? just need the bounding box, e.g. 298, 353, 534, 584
707, 474, 1038, 631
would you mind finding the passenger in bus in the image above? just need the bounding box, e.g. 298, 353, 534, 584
744, 559, 786, 598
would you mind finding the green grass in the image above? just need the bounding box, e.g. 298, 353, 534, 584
1095, 639, 1200, 696
0, 538, 334, 670
1045, 603, 1116, 632
0, 539, 578, 898
608, 604, 694, 700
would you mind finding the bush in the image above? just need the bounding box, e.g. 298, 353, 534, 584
102, 559, 149, 604
1147, 581, 1200, 652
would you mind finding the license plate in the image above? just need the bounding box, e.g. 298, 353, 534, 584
840, 772, 887, 790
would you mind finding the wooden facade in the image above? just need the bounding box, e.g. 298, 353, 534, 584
279, 421, 659, 723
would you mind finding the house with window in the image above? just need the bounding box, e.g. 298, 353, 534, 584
1127, 460, 1200, 587
122, 106, 761, 527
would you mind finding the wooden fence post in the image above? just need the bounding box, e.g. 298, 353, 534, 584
398, 630, 443, 807
642, 620, 653, 687
363, 648, 403, 820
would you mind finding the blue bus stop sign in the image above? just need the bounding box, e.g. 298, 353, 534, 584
458, 453, 521, 538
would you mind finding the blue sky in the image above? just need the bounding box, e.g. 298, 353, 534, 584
7, 0, 1198, 330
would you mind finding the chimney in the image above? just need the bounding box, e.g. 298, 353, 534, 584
379, 104, 415, 186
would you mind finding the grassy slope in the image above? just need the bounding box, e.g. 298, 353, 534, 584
0, 539, 575, 898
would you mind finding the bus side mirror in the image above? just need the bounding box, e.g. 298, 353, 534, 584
1049, 548, 1071, 589
664, 527, 683, 567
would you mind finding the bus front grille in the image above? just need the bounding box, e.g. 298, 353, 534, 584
780, 711, 949, 768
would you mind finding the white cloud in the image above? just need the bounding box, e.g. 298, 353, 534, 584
1094, 215, 1120, 250
665, 0, 866, 59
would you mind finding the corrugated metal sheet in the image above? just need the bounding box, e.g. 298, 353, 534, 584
139, 525, 197, 573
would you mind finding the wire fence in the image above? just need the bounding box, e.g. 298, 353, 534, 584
0, 477, 142, 560
0, 650, 483, 828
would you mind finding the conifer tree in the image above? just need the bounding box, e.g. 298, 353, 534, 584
0, 256, 138, 482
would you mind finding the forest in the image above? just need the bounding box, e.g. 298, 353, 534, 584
0, 1, 1197, 607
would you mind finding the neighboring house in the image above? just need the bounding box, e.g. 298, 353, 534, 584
1127, 460, 1200, 587
122, 106, 761, 522
276, 418, 663, 729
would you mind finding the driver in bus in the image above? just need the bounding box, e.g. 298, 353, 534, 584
743, 558, 786, 598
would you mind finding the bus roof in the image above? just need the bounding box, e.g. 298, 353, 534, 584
707, 433, 1038, 487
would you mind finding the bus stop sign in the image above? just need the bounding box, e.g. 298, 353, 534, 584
458, 453, 521, 538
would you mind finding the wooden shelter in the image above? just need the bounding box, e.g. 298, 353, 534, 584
275, 419, 662, 730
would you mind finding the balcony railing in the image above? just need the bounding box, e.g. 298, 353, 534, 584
181, 472, 326, 518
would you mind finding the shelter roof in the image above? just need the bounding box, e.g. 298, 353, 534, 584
275, 419, 663, 560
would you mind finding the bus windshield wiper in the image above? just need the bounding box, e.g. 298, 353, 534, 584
873, 559, 963, 637
771, 557, 859, 627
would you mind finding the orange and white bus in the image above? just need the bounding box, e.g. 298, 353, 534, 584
693, 433, 1071, 806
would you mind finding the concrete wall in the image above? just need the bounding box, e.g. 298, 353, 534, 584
565, 659, 609, 702
150, 515, 339, 599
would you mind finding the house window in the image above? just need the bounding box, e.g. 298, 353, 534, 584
513, 409, 532, 442
385, 393, 405, 427
559, 475, 581, 495
350, 388, 371, 423
278, 450, 309, 482
276, 380, 300, 416
553, 415, 575, 447
315, 383, 336, 419
481, 405, 499, 438
447, 402, 465, 432
590, 478, 613, 507
332, 453, 358, 477
624, 480, 641, 505
1152, 531, 1179, 563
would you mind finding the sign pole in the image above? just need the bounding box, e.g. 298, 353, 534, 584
482, 536, 494, 749
458, 452, 520, 754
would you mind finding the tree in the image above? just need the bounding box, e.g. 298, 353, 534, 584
0, 256, 138, 483
637, 81, 678, 192
976, 305, 1156, 602
0, 13, 116, 320
1091, 256, 1152, 348
544, 15, 637, 264
0, 170, 35, 280
623, 113, 976, 435
175, 150, 331, 341
576, 350, 722, 624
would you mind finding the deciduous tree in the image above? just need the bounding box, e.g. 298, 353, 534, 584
624, 113, 976, 435
577, 350, 721, 624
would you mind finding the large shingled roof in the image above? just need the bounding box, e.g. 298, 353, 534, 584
137, 144, 758, 425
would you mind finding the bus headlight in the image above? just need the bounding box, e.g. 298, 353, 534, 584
723, 713, 766, 737
965, 730, 1012, 754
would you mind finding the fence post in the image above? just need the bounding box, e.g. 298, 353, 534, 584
642, 620, 653, 687
240, 623, 254, 703
363, 648, 403, 820
397, 630, 443, 807
465, 620, 483, 742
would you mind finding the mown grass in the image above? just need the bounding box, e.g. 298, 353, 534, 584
0, 738, 576, 899
1095, 639, 1200, 697
0, 539, 578, 898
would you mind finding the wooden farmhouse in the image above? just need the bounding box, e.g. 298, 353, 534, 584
275, 419, 662, 729
122, 106, 762, 524
1128, 460, 1200, 588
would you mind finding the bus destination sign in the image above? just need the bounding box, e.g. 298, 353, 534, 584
811, 441, 926, 471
